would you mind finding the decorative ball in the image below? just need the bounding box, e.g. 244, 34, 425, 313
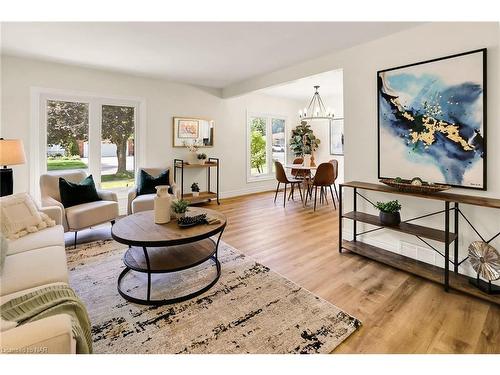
411, 177, 423, 186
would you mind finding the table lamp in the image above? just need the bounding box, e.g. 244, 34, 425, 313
0, 138, 26, 196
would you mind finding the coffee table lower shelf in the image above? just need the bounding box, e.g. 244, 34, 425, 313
341, 240, 500, 306
118, 238, 221, 306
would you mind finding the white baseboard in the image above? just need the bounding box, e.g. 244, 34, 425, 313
219, 184, 276, 199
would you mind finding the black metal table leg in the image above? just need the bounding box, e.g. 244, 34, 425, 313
216, 158, 220, 205
454, 202, 459, 274
353, 187, 357, 242
444, 201, 450, 292
143, 247, 152, 301
339, 185, 343, 253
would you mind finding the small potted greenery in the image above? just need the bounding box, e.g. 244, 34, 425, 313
374, 200, 402, 226
191, 182, 200, 197
171, 199, 189, 220
197, 153, 207, 165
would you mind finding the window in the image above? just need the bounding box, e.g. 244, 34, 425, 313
247, 113, 287, 181
100, 105, 136, 190
46, 100, 89, 173
33, 90, 143, 215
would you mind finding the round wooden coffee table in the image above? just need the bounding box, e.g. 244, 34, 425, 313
111, 207, 227, 305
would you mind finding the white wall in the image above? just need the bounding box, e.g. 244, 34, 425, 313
341, 23, 499, 280
226, 22, 500, 278
0, 55, 302, 198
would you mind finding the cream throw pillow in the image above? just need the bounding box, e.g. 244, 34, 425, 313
0, 193, 55, 240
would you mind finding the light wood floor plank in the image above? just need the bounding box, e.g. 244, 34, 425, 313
211, 191, 500, 353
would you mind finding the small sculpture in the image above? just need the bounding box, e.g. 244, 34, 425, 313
468, 241, 500, 294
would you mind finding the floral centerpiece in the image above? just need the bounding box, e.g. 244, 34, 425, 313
183, 140, 202, 164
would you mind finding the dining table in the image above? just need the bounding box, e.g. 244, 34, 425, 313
284, 164, 317, 206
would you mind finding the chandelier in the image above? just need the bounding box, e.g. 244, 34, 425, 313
299, 85, 334, 121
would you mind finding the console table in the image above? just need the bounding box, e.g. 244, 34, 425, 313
174, 158, 220, 205
339, 181, 500, 305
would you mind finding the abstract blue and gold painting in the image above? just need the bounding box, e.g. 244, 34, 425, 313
377, 49, 486, 190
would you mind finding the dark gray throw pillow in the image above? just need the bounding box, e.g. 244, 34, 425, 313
137, 169, 173, 196
59, 175, 101, 208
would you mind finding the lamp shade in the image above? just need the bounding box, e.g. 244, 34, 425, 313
0, 139, 27, 166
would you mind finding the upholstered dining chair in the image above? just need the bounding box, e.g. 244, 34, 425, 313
274, 161, 303, 207
304, 162, 336, 211
291, 157, 305, 179
127, 167, 179, 215
40, 170, 119, 248
328, 159, 340, 201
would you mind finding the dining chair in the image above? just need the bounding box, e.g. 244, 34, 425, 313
291, 157, 304, 179
328, 159, 340, 201
274, 161, 303, 207
304, 162, 336, 211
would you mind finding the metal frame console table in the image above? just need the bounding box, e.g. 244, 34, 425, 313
174, 158, 220, 205
339, 181, 500, 306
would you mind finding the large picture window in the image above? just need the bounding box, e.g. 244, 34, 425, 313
247, 113, 286, 181
32, 90, 144, 214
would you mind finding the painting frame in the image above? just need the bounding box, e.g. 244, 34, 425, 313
172, 117, 215, 147
329, 118, 344, 156
377, 48, 487, 190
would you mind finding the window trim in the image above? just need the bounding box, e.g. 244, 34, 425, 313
30, 87, 146, 200
246, 111, 288, 183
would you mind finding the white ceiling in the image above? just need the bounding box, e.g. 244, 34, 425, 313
259, 69, 343, 101
1, 22, 420, 89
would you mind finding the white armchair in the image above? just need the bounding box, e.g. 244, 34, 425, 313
39, 170, 119, 248
127, 167, 179, 215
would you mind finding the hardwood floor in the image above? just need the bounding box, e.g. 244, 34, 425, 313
210, 190, 500, 353
71, 189, 500, 353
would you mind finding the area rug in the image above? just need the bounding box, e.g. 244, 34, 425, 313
67, 239, 361, 354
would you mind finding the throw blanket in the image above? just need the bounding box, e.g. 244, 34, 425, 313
1, 284, 93, 354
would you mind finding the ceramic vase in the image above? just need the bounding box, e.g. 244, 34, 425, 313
303, 154, 312, 167
188, 152, 198, 165
154, 185, 172, 224
192, 191, 200, 197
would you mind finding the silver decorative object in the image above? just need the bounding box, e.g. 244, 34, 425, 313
468, 241, 500, 281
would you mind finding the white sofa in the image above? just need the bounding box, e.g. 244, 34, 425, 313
0, 204, 77, 354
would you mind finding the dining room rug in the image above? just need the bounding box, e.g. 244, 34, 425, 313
67, 239, 361, 354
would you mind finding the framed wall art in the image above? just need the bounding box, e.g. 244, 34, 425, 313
173, 117, 215, 147
377, 48, 487, 190
178, 119, 199, 139
329, 118, 344, 156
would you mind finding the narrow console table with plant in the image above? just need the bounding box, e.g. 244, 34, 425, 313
173, 158, 220, 205
339, 180, 500, 305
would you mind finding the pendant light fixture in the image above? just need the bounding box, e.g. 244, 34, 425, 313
298, 85, 334, 121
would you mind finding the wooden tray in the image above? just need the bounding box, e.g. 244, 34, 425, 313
380, 178, 450, 194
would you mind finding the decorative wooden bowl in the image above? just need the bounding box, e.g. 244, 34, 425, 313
380, 178, 451, 194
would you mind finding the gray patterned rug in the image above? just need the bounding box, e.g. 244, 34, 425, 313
67, 239, 360, 354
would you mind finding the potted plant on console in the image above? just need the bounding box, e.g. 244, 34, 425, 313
171, 199, 189, 220
374, 200, 402, 226
197, 153, 207, 165
191, 182, 200, 197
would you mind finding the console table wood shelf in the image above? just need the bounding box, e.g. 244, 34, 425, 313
339, 181, 500, 306
174, 158, 220, 205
